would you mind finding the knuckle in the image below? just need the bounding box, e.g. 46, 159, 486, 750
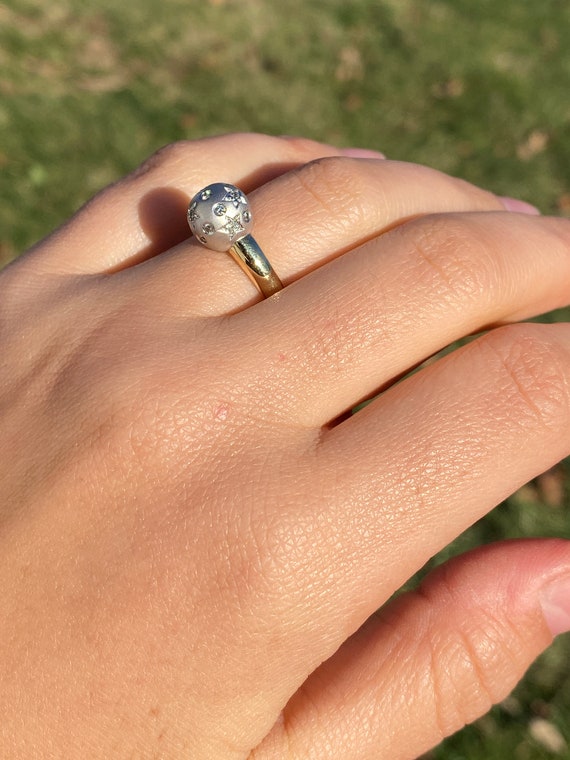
479, 324, 570, 433
427, 617, 514, 735
293, 156, 370, 226
420, 571, 523, 735
129, 140, 194, 181
399, 213, 499, 308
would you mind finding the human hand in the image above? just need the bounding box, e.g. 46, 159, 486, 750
2, 132, 570, 759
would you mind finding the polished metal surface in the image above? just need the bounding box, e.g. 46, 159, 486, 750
187, 183, 283, 298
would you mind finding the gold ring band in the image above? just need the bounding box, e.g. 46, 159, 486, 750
229, 236, 283, 298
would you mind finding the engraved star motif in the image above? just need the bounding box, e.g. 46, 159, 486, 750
188, 202, 200, 223
223, 213, 245, 239
223, 186, 247, 208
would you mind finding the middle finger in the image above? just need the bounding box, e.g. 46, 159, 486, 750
236, 212, 570, 426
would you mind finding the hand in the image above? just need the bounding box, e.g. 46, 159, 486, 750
2, 132, 570, 759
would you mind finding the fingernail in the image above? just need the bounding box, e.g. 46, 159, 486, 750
341, 147, 386, 159
499, 196, 541, 215
540, 576, 570, 636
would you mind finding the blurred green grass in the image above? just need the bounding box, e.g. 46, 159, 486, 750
1, 0, 570, 757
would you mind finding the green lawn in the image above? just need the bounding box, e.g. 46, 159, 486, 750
2, 0, 570, 756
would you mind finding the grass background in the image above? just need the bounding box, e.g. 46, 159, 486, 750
1, 0, 570, 756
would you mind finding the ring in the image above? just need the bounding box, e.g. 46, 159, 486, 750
187, 183, 283, 298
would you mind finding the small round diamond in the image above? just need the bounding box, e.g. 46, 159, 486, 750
202, 223, 215, 235
213, 203, 227, 217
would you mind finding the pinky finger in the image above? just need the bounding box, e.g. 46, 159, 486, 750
253, 539, 570, 760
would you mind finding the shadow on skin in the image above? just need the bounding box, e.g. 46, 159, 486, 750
130, 160, 311, 270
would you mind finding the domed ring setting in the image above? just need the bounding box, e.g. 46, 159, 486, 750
187, 183, 283, 298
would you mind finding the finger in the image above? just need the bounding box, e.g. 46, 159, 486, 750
310, 322, 570, 632
253, 539, 570, 760
134, 158, 509, 315
230, 323, 570, 726
239, 213, 570, 426
23, 134, 345, 274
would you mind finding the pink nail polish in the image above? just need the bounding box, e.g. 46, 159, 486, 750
341, 148, 386, 159
540, 576, 570, 636
499, 196, 541, 215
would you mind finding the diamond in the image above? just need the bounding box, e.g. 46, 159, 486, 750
213, 203, 227, 217
188, 202, 200, 223
223, 213, 245, 239
200, 188, 212, 200
223, 186, 246, 208
202, 223, 215, 235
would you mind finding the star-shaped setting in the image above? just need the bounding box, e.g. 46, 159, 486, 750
187, 203, 200, 223
223, 213, 245, 240
223, 186, 247, 208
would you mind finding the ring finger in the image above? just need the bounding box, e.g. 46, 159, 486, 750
132, 157, 512, 315
22, 133, 346, 274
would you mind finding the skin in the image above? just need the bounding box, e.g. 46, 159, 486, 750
2, 132, 570, 759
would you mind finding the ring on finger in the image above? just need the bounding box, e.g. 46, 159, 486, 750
187, 183, 283, 298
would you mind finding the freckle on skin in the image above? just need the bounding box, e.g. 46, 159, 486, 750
214, 404, 230, 421
278, 353, 287, 362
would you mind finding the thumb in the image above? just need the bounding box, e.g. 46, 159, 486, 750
253, 539, 570, 760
